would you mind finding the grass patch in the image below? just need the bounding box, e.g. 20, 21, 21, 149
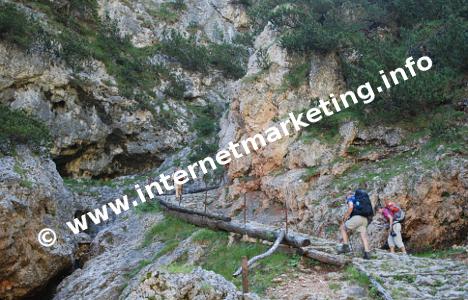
344, 266, 383, 299
123, 188, 138, 197
191, 228, 222, 243
126, 259, 152, 278
162, 262, 194, 274
195, 231, 301, 295
63, 177, 117, 193
302, 166, 320, 181
135, 201, 161, 214
142, 215, 197, 247
414, 247, 466, 259
154, 240, 180, 259
393, 274, 416, 284
0, 105, 51, 154
344, 266, 371, 286
138, 217, 305, 295
328, 282, 341, 291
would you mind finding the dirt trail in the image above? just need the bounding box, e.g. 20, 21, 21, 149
265, 262, 371, 300
165, 190, 468, 300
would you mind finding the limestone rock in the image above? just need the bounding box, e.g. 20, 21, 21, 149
124, 267, 247, 300
0, 147, 75, 299
54, 211, 163, 300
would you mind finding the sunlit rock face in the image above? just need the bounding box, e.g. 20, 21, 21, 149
0, 147, 75, 299
0, 0, 247, 179
219, 17, 468, 251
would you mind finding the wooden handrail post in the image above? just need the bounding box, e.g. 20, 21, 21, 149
243, 194, 247, 225
284, 200, 288, 234
241, 256, 249, 297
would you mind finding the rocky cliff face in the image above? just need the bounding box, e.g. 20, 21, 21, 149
219, 22, 468, 251
0, 0, 466, 299
0, 147, 75, 299
0, 44, 180, 178
0, 0, 247, 298
0, 0, 247, 179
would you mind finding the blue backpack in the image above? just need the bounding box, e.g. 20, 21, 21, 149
351, 189, 374, 217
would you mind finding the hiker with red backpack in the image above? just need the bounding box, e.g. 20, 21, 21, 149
337, 189, 374, 259
378, 200, 407, 254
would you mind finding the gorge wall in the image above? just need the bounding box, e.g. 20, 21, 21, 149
0, 0, 466, 299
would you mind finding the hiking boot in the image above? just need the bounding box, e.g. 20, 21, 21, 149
337, 244, 350, 254
363, 251, 371, 260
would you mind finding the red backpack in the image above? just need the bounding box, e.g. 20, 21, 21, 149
386, 202, 405, 222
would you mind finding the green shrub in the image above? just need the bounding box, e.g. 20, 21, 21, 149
0, 3, 41, 49
169, 0, 187, 11
246, 0, 467, 124
148, 4, 180, 24
158, 32, 248, 78
388, 0, 467, 27
135, 201, 161, 214
159, 31, 209, 73
188, 142, 219, 164
191, 104, 219, 137
284, 62, 309, 88
208, 43, 248, 79
428, 109, 465, 140
164, 74, 187, 100
232, 32, 254, 47
256, 48, 271, 70
0, 106, 51, 154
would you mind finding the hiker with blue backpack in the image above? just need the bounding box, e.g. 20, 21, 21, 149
378, 200, 407, 254
338, 189, 374, 259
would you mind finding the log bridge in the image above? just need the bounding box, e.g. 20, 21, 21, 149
158, 198, 350, 267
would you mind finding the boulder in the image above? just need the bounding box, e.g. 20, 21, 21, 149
0, 147, 75, 299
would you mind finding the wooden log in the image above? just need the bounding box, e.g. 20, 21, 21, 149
159, 198, 231, 222
159, 200, 310, 248
158, 199, 354, 267
233, 230, 285, 276
298, 247, 351, 266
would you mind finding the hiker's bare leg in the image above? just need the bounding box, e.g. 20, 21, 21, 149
399, 246, 406, 253
389, 246, 395, 253
340, 223, 349, 244
359, 230, 370, 252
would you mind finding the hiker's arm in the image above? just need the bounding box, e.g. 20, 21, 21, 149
342, 203, 353, 222
388, 215, 394, 235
